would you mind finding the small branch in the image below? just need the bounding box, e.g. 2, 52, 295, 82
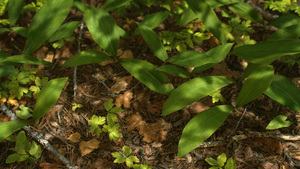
1, 105, 78, 169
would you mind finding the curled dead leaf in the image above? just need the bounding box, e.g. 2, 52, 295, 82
79, 139, 100, 156
127, 113, 146, 131
115, 90, 133, 108
119, 50, 133, 59
67, 132, 81, 143
111, 76, 132, 94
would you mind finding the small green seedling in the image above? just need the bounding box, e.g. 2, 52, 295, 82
112, 146, 151, 169
71, 102, 83, 111
88, 99, 123, 141
266, 114, 293, 130
205, 153, 236, 169
6, 131, 42, 164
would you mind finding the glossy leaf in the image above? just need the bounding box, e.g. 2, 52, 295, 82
102, 0, 132, 11
7, 0, 24, 25
139, 11, 169, 29
162, 76, 232, 115
158, 65, 189, 78
84, 7, 125, 55
178, 105, 233, 156
168, 43, 233, 68
186, 0, 225, 42
121, 59, 173, 94
24, 0, 73, 54
0, 120, 26, 141
264, 75, 300, 112
64, 50, 111, 67
229, 2, 262, 22
138, 26, 168, 61
49, 21, 80, 42
266, 115, 292, 130
0, 55, 50, 65
33, 78, 68, 120
233, 39, 300, 64
236, 65, 274, 107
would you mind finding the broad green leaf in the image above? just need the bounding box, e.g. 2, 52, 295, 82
138, 26, 168, 61
84, 7, 125, 55
217, 153, 227, 167
264, 75, 300, 112
64, 50, 111, 67
139, 11, 169, 29
162, 76, 232, 115
225, 158, 236, 169
11, 27, 28, 37
205, 157, 218, 166
206, 0, 239, 8
266, 115, 293, 130
229, 2, 262, 22
24, 0, 73, 54
168, 43, 233, 68
268, 23, 300, 40
0, 120, 26, 141
121, 59, 173, 94
0, 65, 15, 77
233, 39, 300, 64
102, 0, 132, 11
177, 8, 198, 26
158, 65, 189, 78
29, 141, 42, 159
7, 0, 24, 25
186, 0, 225, 42
5, 153, 29, 164
0, 0, 8, 16
33, 78, 68, 120
49, 21, 80, 42
236, 65, 274, 107
0, 55, 49, 65
178, 105, 233, 156
16, 105, 32, 120
15, 131, 29, 154
271, 13, 300, 29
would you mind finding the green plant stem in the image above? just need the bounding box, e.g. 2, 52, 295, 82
0, 104, 78, 169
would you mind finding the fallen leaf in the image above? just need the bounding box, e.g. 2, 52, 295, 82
115, 90, 133, 108
79, 139, 100, 156
119, 49, 133, 59
39, 162, 60, 169
111, 76, 132, 94
7, 99, 19, 107
189, 102, 209, 114
127, 113, 146, 131
67, 132, 81, 143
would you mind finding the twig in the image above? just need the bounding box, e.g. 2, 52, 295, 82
73, 21, 84, 99
233, 108, 247, 133
0, 105, 78, 169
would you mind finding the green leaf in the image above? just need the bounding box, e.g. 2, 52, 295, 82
233, 39, 300, 64
162, 76, 232, 115
0, 55, 49, 65
177, 8, 198, 26
0, 65, 16, 77
126, 156, 140, 167
225, 158, 236, 169
16, 105, 32, 120
229, 2, 262, 22
6, 153, 28, 164
266, 115, 293, 130
268, 23, 300, 41
271, 13, 300, 29
49, 21, 80, 42
102, 0, 132, 11
84, 7, 125, 55
236, 65, 274, 107
0, 0, 8, 16
15, 131, 29, 154
89, 115, 106, 127
264, 75, 300, 112
217, 153, 227, 167
178, 105, 233, 156
206, 0, 239, 8
168, 43, 233, 68
205, 157, 218, 166
158, 65, 189, 78
0, 120, 26, 141
24, 0, 73, 54
186, 0, 225, 42
104, 99, 114, 111
29, 141, 42, 159
138, 26, 168, 61
112, 152, 126, 163
139, 11, 169, 29
121, 59, 173, 94
10, 27, 28, 37
64, 50, 111, 67
7, 0, 25, 25
33, 77, 68, 120
122, 145, 132, 156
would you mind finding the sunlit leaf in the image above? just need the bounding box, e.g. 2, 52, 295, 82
178, 105, 233, 156
64, 50, 111, 67
158, 65, 189, 78
24, 0, 73, 54
0, 55, 49, 65
49, 21, 80, 42
264, 75, 300, 112
7, 0, 24, 25
102, 0, 132, 11
121, 59, 173, 94
139, 11, 169, 29
229, 2, 262, 22
225, 158, 236, 169
0, 120, 26, 141
162, 76, 232, 115
33, 78, 68, 120
236, 65, 274, 107
266, 115, 293, 130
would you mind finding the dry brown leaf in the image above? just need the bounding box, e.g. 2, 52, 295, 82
7, 99, 19, 107
127, 113, 146, 131
79, 139, 100, 156
189, 102, 209, 114
211, 62, 239, 78
67, 132, 81, 143
115, 90, 133, 108
119, 50, 133, 59
39, 162, 60, 169
111, 76, 132, 94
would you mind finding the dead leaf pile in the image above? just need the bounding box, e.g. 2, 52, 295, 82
111, 76, 132, 94
127, 113, 171, 143
115, 90, 133, 108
